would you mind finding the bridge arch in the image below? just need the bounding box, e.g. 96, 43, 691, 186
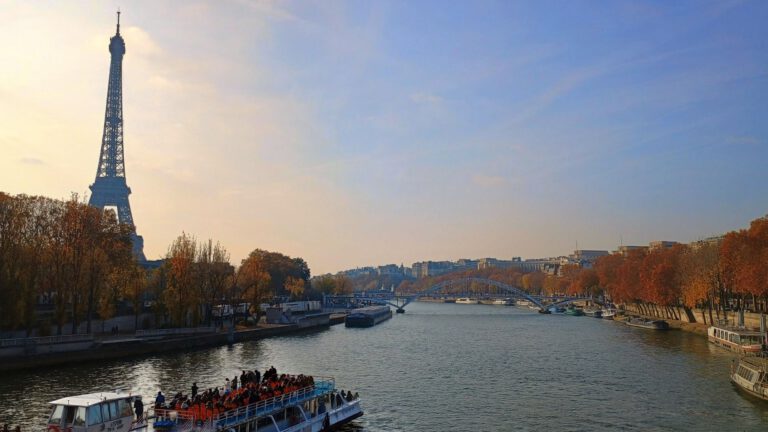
405, 277, 545, 310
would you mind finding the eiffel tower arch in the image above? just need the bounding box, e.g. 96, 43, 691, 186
88, 11, 146, 263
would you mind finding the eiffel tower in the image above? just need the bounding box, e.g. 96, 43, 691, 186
88, 11, 146, 262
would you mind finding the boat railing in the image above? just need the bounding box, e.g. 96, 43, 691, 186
135, 327, 217, 338
0, 333, 93, 347
211, 378, 335, 429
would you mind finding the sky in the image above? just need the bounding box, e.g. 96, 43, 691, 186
1, 0, 766, 275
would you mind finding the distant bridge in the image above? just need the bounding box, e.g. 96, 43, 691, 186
323, 277, 592, 312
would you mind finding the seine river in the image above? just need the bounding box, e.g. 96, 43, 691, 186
2, 302, 768, 431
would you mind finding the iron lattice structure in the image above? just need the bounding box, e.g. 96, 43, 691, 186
88, 12, 146, 262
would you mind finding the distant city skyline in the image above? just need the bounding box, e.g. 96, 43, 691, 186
1, 1, 766, 275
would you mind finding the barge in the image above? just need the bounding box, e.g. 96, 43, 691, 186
625, 317, 669, 330
345, 305, 392, 328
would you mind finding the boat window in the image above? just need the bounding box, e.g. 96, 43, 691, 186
101, 403, 111, 422
74, 407, 86, 427
109, 401, 119, 420
64, 406, 76, 425
49, 405, 64, 425
118, 399, 133, 418
87, 406, 102, 426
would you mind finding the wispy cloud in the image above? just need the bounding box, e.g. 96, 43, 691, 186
410, 92, 443, 106
472, 174, 505, 188
19, 157, 44, 165
727, 136, 762, 146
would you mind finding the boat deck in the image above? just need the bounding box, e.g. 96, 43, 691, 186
148, 379, 336, 432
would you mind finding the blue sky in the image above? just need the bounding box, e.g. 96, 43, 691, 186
1, 1, 766, 273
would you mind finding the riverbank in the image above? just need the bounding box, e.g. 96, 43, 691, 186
0, 313, 348, 373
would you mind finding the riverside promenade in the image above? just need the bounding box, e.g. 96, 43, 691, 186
0, 314, 347, 372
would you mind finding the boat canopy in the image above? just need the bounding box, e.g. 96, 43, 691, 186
49, 392, 133, 407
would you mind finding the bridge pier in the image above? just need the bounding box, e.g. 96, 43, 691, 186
396, 308, 405, 314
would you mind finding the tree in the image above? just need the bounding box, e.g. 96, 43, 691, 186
237, 253, 272, 322
334, 274, 353, 295
312, 275, 336, 296
285, 276, 306, 300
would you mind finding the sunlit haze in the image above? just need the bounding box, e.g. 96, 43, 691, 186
1, 1, 766, 274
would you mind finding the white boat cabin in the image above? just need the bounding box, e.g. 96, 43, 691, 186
48, 392, 136, 432
708, 325, 764, 354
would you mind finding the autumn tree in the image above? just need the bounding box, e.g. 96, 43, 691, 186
285, 276, 306, 300
334, 274, 353, 295
312, 275, 336, 296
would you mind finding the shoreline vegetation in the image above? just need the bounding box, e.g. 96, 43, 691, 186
0, 192, 354, 340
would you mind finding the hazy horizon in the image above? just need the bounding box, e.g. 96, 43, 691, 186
1, 1, 766, 274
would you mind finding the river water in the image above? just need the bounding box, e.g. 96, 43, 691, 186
2, 302, 767, 431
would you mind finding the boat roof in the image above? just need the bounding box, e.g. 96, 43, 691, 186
709, 324, 764, 335
49, 391, 134, 407
740, 356, 768, 371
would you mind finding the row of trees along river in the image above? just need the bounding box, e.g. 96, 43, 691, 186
0, 192, 355, 336
395, 215, 768, 319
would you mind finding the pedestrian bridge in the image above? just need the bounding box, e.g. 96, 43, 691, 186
323, 277, 590, 312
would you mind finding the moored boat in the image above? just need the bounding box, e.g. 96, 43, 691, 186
455, 298, 479, 304
565, 306, 584, 317
584, 308, 603, 318
601, 308, 618, 320
345, 305, 392, 327
548, 306, 566, 314
625, 317, 669, 330
731, 356, 768, 400
492, 298, 515, 306
708, 324, 764, 354
516, 300, 532, 308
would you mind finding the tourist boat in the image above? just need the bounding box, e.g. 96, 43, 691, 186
46, 378, 362, 432
584, 308, 603, 318
708, 324, 764, 354
601, 308, 618, 320
345, 305, 393, 327
492, 298, 515, 306
731, 356, 768, 400
455, 298, 479, 304
565, 306, 584, 317
624, 317, 669, 330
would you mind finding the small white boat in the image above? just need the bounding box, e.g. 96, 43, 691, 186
731, 356, 768, 400
456, 298, 479, 304
601, 308, 618, 320
516, 300, 532, 308
492, 298, 515, 306
708, 324, 764, 354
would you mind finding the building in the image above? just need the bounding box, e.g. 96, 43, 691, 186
616, 245, 649, 256
376, 264, 402, 276
648, 241, 679, 251
477, 258, 523, 270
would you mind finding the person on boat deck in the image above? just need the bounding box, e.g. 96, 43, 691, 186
133, 397, 144, 421
155, 391, 165, 408
232, 375, 238, 390
191, 382, 198, 398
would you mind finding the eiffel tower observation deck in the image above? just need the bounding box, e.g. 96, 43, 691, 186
88, 11, 147, 263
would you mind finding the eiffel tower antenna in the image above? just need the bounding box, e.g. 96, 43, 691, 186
88, 12, 147, 263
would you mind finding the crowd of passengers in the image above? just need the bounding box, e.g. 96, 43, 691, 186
152, 367, 322, 420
